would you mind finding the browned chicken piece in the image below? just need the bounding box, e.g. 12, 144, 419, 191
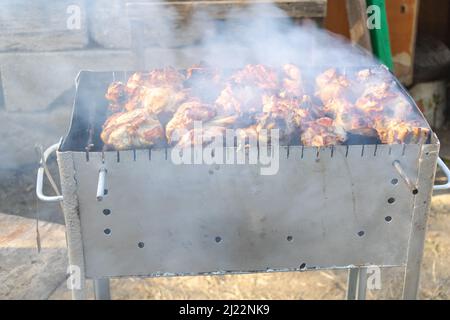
231, 64, 279, 90
186, 64, 221, 84
355, 81, 416, 123
105, 82, 127, 112
102, 64, 428, 150
359, 82, 396, 102
301, 117, 347, 147
259, 95, 310, 142
100, 109, 164, 150
215, 84, 241, 115
141, 87, 187, 115
166, 100, 217, 144
117, 68, 187, 115
321, 98, 368, 132
121, 86, 187, 115
315, 68, 350, 103
136, 67, 185, 90
215, 84, 265, 115
353, 68, 393, 93
185, 64, 223, 102
373, 119, 430, 144
322, 97, 353, 115
174, 125, 227, 149
280, 64, 304, 98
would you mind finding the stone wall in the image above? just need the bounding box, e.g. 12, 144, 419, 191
0, 0, 327, 168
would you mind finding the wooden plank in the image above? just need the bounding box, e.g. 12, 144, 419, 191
0, 0, 88, 52
92, 0, 327, 49
127, 0, 328, 19
418, 0, 449, 47
385, 0, 420, 85
345, 0, 372, 51
325, 0, 350, 38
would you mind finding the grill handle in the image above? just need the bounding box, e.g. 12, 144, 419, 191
434, 158, 450, 191
96, 168, 107, 201
36, 143, 63, 202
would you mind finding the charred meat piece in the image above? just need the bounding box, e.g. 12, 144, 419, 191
185, 64, 223, 102
322, 98, 368, 132
105, 82, 128, 112
166, 100, 217, 144
101, 64, 429, 150
141, 87, 187, 115
174, 125, 227, 149
100, 109, 164, 150
259, 95, 310, 142
117, 69, 187, 115
186, 63, 221, 84
215, 84, 265, 115
373, 119, 430, 144
301, 117, 347, 147
230, 64, 279, 90
352, 67, 394, 94
135, 67, 185, 90
315, 68, 350, 103
280, 64, 304, 98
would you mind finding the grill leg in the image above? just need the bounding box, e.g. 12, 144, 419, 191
346, 268, 358, 300
346, 268, 367, 300
94, 279, 111, 300
357, 268, 367, 300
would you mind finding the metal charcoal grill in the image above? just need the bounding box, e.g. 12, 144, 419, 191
36, 69, 450, 300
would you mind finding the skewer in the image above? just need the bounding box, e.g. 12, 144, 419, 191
392, 160, 417, 193
96, 168, 107, 201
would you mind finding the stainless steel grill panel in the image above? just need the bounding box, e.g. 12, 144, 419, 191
61, 143, 439, 278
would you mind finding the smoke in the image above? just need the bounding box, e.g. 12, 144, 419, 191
140, 1, 378, 70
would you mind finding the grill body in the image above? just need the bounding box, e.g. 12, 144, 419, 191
52, 70, 440, 299
58, 143, 438, 278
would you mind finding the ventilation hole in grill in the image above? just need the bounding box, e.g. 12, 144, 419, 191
138, 242, 145, 248
104, 228, 111, 235
104, 189, 108, 196
299, 263, 307, 270
385, 216, 392, 222
103, 209, 111, 216
391, 178, 399, 185
287, 236, 293, 242
388, 197, 396, 204
215, 236, 222, 243
412, 189, 419, 195
357, 231, 365, 237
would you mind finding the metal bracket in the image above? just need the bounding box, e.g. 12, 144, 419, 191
36, 143, 63, 202
434, 158, 450, 191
